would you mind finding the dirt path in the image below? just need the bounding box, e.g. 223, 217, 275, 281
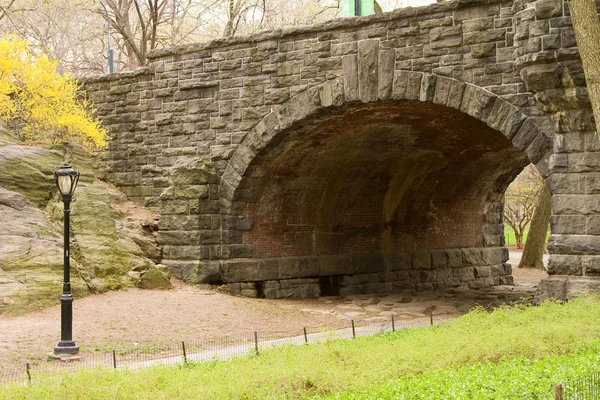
0, 268, 547, 370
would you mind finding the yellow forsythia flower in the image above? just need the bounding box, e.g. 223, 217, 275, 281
0, 36, 106, 150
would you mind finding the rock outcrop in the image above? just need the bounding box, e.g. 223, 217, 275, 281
0, 128, 171, 315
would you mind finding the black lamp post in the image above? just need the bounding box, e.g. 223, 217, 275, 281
53, 162, 80, 356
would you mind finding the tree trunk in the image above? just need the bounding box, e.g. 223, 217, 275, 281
515, 233, 523, 249
519, 186, 551, 270
568, 0, 600, 133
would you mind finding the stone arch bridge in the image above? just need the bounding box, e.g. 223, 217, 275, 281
84, 0, 598, 299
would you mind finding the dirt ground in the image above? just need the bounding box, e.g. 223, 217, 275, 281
0, 263, 546, 370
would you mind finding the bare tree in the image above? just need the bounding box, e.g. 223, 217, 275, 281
0, 0, 16, 22
504, 165, 546, 249
0, 0, 108, 75
519, 184, 550, 270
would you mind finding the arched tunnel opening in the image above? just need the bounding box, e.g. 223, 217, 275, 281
223, 101, 533, 298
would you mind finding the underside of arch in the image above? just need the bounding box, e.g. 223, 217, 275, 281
219, 77, 552, 298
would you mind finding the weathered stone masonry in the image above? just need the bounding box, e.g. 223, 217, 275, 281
83, 0, 600, 298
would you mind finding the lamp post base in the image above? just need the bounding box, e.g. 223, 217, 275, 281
54, 341, 79, 355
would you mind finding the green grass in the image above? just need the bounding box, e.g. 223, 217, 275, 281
4, 298, 600, 399
328, 351, 600, 399
504, 225, 550, 246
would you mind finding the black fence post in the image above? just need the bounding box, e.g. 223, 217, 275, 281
254, 331, 259, 356
303, 327, 308, 344
112, 350, 117, 369
351, 320, 356, 339
429, 311, 433, 326
392, 315, 395, 332
182, 341, 188, 364
26, 363, 31, 384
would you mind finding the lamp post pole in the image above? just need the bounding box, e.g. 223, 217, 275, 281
53, 163, 80, 356
100, 2, 114, 74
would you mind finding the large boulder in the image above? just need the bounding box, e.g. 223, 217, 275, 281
50, 183, 172, 293
0, 128, 171, 314
0, 187, 89, 314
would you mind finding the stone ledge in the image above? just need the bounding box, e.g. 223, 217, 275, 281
536, 275, 600, 302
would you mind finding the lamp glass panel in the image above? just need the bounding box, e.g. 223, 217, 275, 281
57, 175, 72, 195
71, 175, 79, 195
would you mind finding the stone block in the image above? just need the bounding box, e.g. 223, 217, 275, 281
431, 250, 448, 268
521, 64, 562, 92
255, 259, 280, 281
279, 256, 320, 278
487, 100, 526, 139
222, 260, 259, 282
547, 173, 580, 194
446, 249, 463, 268
432, 76, 452, 106
156, 230, 190, 245
411, 251, 431, 269
453, 267, 475, 281
320, 254, 353, 275
550, 215, 585, 234
342, 54, 359, 101
389, 252, 411, 271
474, 266, 491, 278
491, 264, 505, 277
392, 70, 409, 99
536, 277, 567, 301
406, 72, 423, 100
226, 244, 254, 258
190, 230, 220, 245
535, 0, 562, 19
420, 269, 439, 283
342, 273, 379, 285
195, 261, 222, 284
447, 80, 466, 109
352, 252, 385, 274
460, 84, 496, 122
463, 29, 506, 45
548, 233, 600, 255
481, 247, 504, 265
358, 39, 379, 103
547, 254, 582, 275
580, 255, 600, 277
463, 17, 494, 32
462, 248, 484, 266
378, 49, 395, 100
240, 282, 258, 297
584, 174, 600, 194
567, 277, 600, 298
420, 74, 436, 103
586, 215, 600, 235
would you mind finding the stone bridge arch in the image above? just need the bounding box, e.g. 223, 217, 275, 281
82, 0, 600, 299
217, 74, 552, 297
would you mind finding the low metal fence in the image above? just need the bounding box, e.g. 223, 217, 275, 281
553, 371, 600, 400
0, 314, 432, 386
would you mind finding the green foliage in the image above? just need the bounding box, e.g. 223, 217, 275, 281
504, 224, 550, 246
329, 351, 600, 399
4, 297, 600, 399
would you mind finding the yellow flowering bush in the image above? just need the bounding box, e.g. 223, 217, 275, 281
0, 36, 106, 149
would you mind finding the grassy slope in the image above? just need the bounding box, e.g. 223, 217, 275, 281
3, 298, 600, 399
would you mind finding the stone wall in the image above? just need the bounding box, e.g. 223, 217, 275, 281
81, 0, 599, 298
224, 247, 511, 297
513, 0, 600, 290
